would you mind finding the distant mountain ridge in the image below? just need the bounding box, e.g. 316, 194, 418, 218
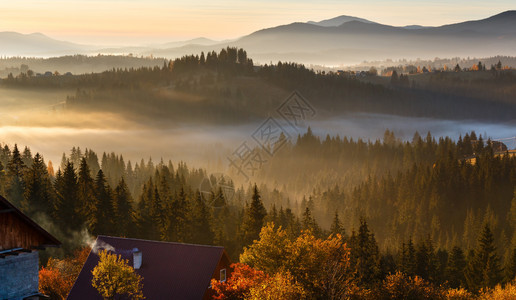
224, 10, 516, 64
0, 31, 92, 57
1, 10, 516, 65
307, 15, 375, 27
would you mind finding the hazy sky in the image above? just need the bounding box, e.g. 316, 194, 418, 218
1, 0, 514, 45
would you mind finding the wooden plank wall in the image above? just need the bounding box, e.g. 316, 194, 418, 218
0, 212, 46, 250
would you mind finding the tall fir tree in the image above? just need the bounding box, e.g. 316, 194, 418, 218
330, 210, 345, 237
414, 237, 438, 281
466, 224, 503, 291
0, 160, 6, 197
149, 186, 167, 241
22, 153, 53, 216
400, 238, 417, 276
113, 177, 135, 237
446, 246, 467, 288
301, 207, 321, 237
135, 180, 154, 239
53, 161, 80, 230
504, 248, 516, 283
240, 185, 267, 247
78, 158, 95, 232
90, 170, 115, 236
349, 219, 382, 286
189, 192, 214, 245
7, 144, 26, 207
166, 186, 189, 242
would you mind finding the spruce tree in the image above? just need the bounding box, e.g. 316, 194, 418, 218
135, 180, 153, 239
150, 186, 166, 241
0, 161, 6, 196
7, 144, 26, 207
8, 144, 26, 177
446, 246, 467, 288
415, 237, 437, 281
240, 185, 267, 247
21, 146, 33, 168
466, 224, 503, 290
23, 153, 53, 216
189, 192, 214, 245
91, 170, 115, 236
330, 210, 345, 237
53, 161, 79, 230
349, 219, 381, 286
301, 206, 321, 237
166, 186, 189, 242
504, 248, 516, 283
78, 158, 95, 232
400, 238, 417, 276
113, 178, 135, 237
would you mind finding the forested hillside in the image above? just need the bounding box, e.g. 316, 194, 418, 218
1, 127, 515, 295
2, 48, 515, 123
2, 49, 516, 298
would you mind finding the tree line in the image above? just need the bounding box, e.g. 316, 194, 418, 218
2, 48, 514, 123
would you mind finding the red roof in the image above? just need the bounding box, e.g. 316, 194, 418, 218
67, 236, 229, 299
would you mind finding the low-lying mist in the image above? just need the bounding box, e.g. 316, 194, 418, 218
1, 87, 515, 178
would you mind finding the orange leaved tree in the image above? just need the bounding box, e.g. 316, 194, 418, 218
211, 263, 267, 300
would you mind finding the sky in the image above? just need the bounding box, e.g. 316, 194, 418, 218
1, 0, 515, 45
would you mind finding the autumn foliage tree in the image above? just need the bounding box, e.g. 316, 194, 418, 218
211, 263, 267, 300
240, 223, 358, 299
91, 250, 144, 300
247, 271, 306, 300
378, 271, 444, 300
39, 247, 90, 299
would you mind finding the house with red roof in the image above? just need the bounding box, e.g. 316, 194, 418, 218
0, 195, 61, 300
68, 235, 231, 299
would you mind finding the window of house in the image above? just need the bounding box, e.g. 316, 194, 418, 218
220, 268, 226, 282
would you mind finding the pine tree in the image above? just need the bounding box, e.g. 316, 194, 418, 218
330, 211, 345, 237
90, 170, 115, 236
240, 185, 267, 247
189, 192, 214, 245
446, 246, 467, 288
135, 180, 153, 238
400, 238, 417, 276
301, 207, 321, 237
435, 248, 449, 284
7, 144, 26, 207
53, 161, 79, 230
21, 146, 33, 168
504, 248, 516, 283
212, 189, 229, 247
466, 224, 503, 291
415, 239, 431, 280
166, 186, 189, 242
415, 237, 437, 281
149, 186, 166, 241
23, 153, 53, 216
0, 161, 6, 197
349, 219, 381, 286
78, 158, 95, 232
265, 204, 278, 225
113, 178, 135, 237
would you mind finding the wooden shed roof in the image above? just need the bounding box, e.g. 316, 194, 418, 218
0, 195, 61, 251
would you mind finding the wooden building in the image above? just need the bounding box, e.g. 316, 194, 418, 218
68, 235, 231, 299
0, 195, 61, 300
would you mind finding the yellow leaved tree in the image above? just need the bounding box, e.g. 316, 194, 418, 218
91, 250, 144, 300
